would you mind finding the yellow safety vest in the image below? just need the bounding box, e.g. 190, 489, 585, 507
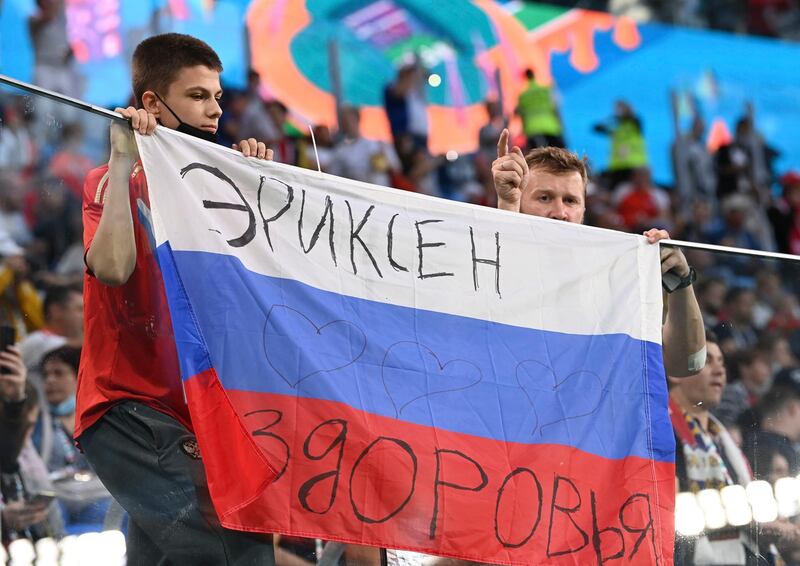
518, 83, 562, 137
610, 119, 648, 170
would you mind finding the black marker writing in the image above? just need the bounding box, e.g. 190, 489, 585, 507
429, 449, 488, 539
298, 189, 337, 266
257, 176, 294, 251
415, 219, 454, 280
469, 227, 501, 298
181, 162, 256, 247
547, 475, 589, 557
387, 214, 409, 272
346, 200, 382, 278
494, 467, 543, 549
298, 419, 348, 514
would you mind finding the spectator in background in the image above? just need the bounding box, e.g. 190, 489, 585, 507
670, 335, 763, 564
743, 385, 800, 478
264, 100, 296, 165
19, 285, 82, 374
0, 253, 44, 340
715, 287, 760, 354
768, 170, 800, 255
593, 100, 648, 189
715, 118, 753, 200
237, 69, 281, 148
707, 194, 763, 250
752, 269, 783, 329
297, 124, 335, 173
716, 115, 777, 204
30, 176, 81, 273
747, 0, 800, 38
759, 334, 798, 375
0, 102, 36, 172
437, 152, 482, 203
0, 172, 34, 250
328, 106, 400, 187
384, 62, 429, 154
696, 276, 728, 328
475, 99, 506, 207
516, 69, 565, 149
48, 123, 92, 202
612, 166, 672, 232
29, 0, 81, 99
714, 347, 772, 425
672, 115, 716, 210
38, 346, 82, 472
1, 346, 57, 545
679, 196, 716, 243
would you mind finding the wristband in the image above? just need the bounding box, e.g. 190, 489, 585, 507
662, 266, 696, 294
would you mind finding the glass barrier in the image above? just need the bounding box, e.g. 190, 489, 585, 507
3, 78, 800, 566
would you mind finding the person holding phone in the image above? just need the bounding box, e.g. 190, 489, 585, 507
0, 330, 55, 544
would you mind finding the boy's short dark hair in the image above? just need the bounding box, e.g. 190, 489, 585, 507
132, 33, 223, 107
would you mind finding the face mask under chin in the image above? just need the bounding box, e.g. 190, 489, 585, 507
154, 92, 218, 144
175, 122, 218, 144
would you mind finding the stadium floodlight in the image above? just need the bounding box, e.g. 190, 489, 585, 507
774, 476, 800, 518
7, 538, 35, 565
675, 492, 705, 536
696, 489, 727, 530
746, 480, 778, 523
721, 485, 752, 526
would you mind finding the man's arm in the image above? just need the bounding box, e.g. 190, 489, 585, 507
86, 107, 156, 286
645, 229, 706, 377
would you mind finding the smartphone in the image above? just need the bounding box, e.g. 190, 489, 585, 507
0, 325, 14, 374
27, 490, 57, 507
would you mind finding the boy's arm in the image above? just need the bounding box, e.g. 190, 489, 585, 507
86, 107, 156, 286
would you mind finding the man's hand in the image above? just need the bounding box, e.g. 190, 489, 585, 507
111, 107, 157, 162
491, 129, 529, 212
0, 500, 50, 532
232, 138, 273, 160
0, 345, 26, 402
643, 228, 690, 277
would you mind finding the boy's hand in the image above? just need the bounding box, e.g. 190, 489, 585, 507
233, 138, 273, 160
0, 346, 26, 403
111, 107, 157, 161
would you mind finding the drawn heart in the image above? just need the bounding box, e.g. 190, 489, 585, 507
263, 305, 367, 388
381, 341, 483, 418
515, 360, 603, 436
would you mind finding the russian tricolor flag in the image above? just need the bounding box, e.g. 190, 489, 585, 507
139, 129, 675, 565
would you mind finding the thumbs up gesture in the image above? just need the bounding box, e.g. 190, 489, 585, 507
491, 129, 529, 212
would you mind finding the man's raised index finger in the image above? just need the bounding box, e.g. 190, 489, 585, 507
497, 128, 509, 158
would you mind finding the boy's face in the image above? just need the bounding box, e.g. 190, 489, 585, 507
149, 65, 223, 134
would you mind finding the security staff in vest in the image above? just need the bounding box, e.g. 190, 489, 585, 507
594, 100, 649, 189
516, 69, 565, 149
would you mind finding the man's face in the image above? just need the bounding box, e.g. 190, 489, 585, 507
156, 65, 223, 135
519, 169, 585, 224
673, 342, 727, 409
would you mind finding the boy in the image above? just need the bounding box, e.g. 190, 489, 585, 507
76, 33, 274, 564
